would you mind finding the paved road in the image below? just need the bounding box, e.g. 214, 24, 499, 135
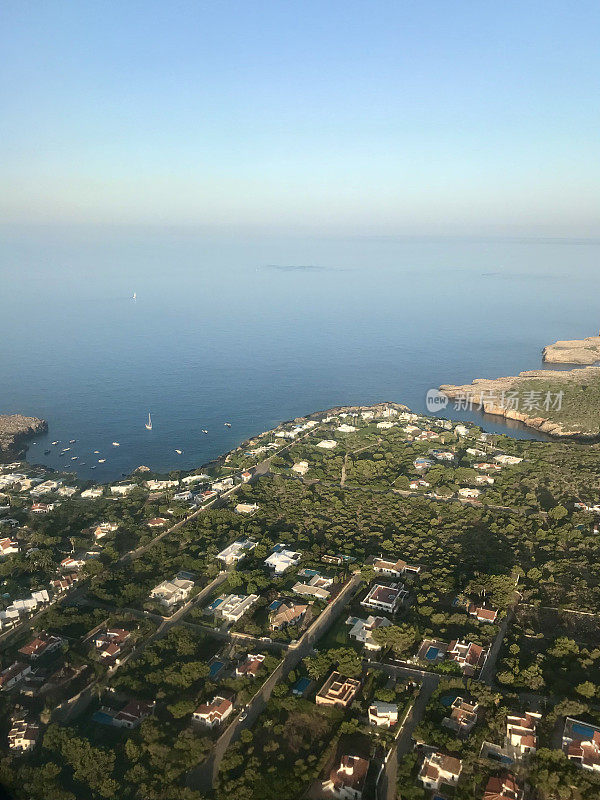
187, 572, 363, 793
370, 664, 439, 800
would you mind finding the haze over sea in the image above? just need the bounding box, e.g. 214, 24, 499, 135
3, 226, 599, 481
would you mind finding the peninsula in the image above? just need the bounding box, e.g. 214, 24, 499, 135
543, 333, 600, 364
0, 413, 47, 456
440, 366, 600, 439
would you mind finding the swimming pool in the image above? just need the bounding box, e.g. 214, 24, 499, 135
209, 660, 224, 678
425, 646, 440, 661
572, 722, 597, 739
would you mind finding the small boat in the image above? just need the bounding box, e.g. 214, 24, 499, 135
51, 441, 59, 446
69, 439, 76, 444
132, 292, 137, 300
145, 412, 152, 431
71, 456, 78, 461
202, 429, 208, 434
44, 449, 51, 455
175, 449, 183, 455
91, 466, 96, 470
80, 462, 86, 465
58, 452, 65, 457
62, 447, 70, 452
98, 459, 106, 463
224, 422, 232, 427
93, 450, 100, 454
112, 442, 120, 447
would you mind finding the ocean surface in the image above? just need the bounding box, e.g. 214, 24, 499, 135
2, 227, 600, 481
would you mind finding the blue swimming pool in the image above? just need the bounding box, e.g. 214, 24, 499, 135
572, 722, 597, 739
209, 660, 224, 678
425, 646, 440, 661
440, 692, 460, 707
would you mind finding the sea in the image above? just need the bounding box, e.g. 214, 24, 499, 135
2, 226, 599, 482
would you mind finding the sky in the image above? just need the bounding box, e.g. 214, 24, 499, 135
2, 1, 599, 235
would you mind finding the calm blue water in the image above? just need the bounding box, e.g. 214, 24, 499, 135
2, 227, 600, 481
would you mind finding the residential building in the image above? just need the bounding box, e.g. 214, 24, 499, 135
368, 701, 398, 728
0, 538, 19, 557
192, 696, 233, 727
269, 602, 307, 630
147, 517, 169, 528
109, 483, 138, 495
419, 751, 462, 792
292, 573, 332, 600
442, 697, 479, 734
347, 615, 391, 650
316, 439, 337, 449
562, 717, 600, 771
18, 632, 62, 660
216, 539, 257, 566
336, 424, 357, 433
0, 662, 32, 690
414, 457, 433, 470
322, 754, 370, 800
80, 487, 103, 499
483, 774, 523, 800
459, 487, 481, 499
505, 712, 542, 759
361, 583, 406, 614
60, 556, 86, 571
447, 640, 489, 675
409, 479, 430, 489
30, 503, 50, 514
291, 461, 309, 475
468, 604, 498, 623
52, 575, 78, 593
211, 593, 259, 623
494, 454, 523, 465
7, 718, 39, 752
316, 672, 360, 709
95, 629, 131, 663
94, 700, 155, 729
145, 479, 179, 491
235, 502, 259, 514
149, 576, 194, 608
373, 556, 420, 576
265, 545, 301, 574
475, 475, 495, 485
241, 471, 252, 483
235, 653, 265, 678
212, 477, 235, 492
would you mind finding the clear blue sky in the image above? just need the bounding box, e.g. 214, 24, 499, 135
2, 1, 599, 234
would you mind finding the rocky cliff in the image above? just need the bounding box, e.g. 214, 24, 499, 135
440, 367, 600, 439
0, 414, 48, 455
543, 334, 600, 364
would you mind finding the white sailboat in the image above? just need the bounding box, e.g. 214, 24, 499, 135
132, 292, 137, 300
145, 412, 152, 430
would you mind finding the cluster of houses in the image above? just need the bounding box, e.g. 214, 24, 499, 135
94, 628, 132, 665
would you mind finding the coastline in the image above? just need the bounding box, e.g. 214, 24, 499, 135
0, 414, 47, 460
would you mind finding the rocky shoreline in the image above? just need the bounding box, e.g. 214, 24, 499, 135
0, 414, 48, 457
543, 334, 600, 365
440, 367, 600, 440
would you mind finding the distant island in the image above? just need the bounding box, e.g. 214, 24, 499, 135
0, 413, 47, 456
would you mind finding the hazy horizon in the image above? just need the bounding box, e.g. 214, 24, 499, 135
2, 1, 599, 236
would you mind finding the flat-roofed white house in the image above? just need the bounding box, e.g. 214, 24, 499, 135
149, 576, 194, 608
211, 593, 259, 623
110, 484, 138, 496
216, 539, 257, 566
265, 545, 301, 574
235, 503, 259, 514
316, 440, 337, 449
348, 615, 391, 650
368, 701, 399, 728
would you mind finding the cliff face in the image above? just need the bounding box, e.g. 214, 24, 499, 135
0, 414, 47, 454
440, 367, 600, 439
543, 335, 600, 365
